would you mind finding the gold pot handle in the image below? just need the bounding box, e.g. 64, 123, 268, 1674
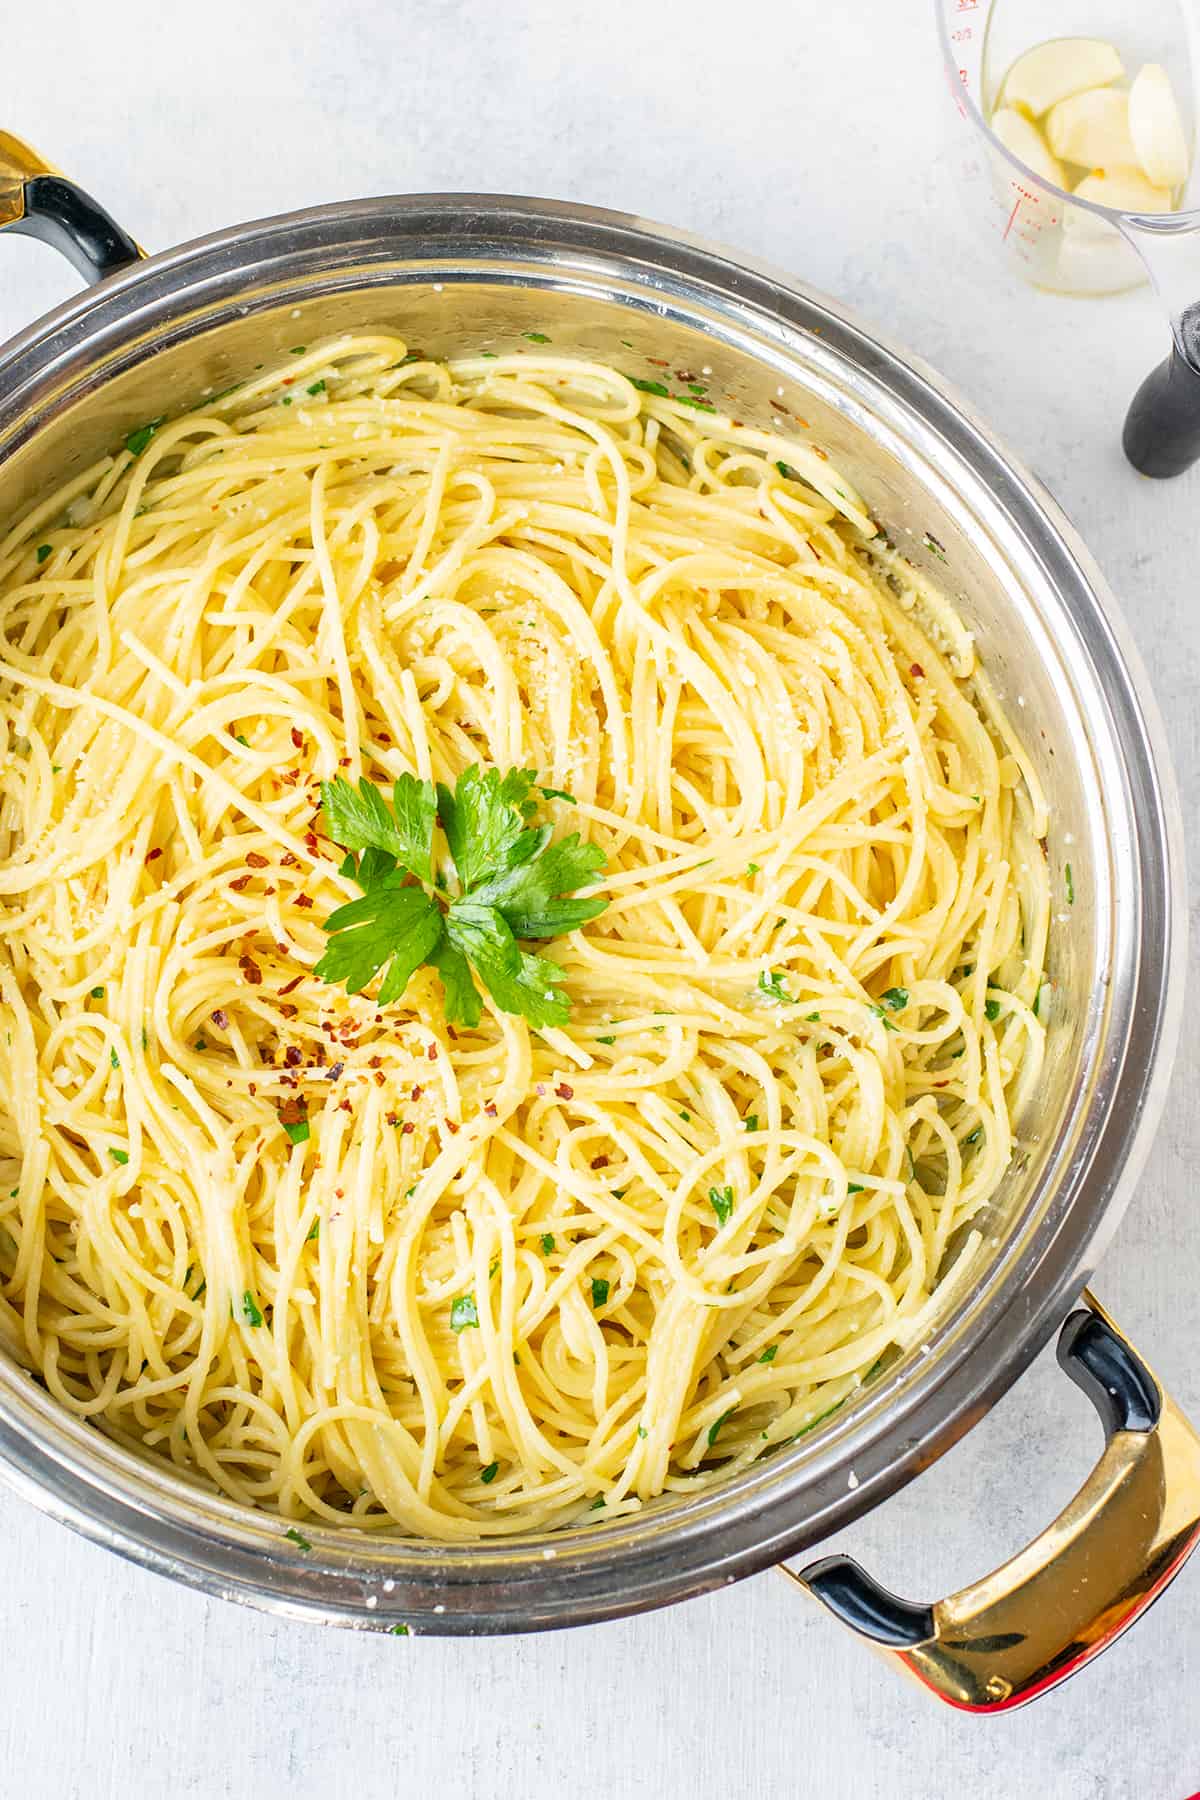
0, 129, 141, 282
787, 1294, 1200, 1712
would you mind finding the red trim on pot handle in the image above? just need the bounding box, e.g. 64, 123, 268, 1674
787, 1295, 1200, 1712
0, 129, 141, 283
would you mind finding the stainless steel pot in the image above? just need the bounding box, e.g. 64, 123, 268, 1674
0, 135, 1195, 1712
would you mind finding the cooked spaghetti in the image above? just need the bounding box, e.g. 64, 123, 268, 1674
0, 335, 1049, 1539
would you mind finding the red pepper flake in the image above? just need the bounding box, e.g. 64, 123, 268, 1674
401, 1121, 414, 1135
675, 369, 696, 382
427, 1044, 437, 1061
484, 1102, 498, 1118
555, 1083, 573, 1100
648, 358, 669, 368
239, 955, 263, 985
246, 851, 269, 868
411, 1085, 423, 1101
275, 943, 290, 957
812, 445, 828, 461
368, 1055, 383, 1069
338, 757, 352, 769
211, 1009, 229, 1029
377, 731, 392, 744
279, 1095, 306, 1125
385, 1112, 398, 1127
279, 1005, 298, 1021
910, 663, 925, 678
374, 1070, 385, 1086
229, 874, 252, 891
295, 894, 314, 909
285, 1046, 302, 1067
304, 833, 319, 856
248, 1082, 257, 1096
444, 1118, 459, 1134
278, 975, 303, 996
338, 1098, 353, 1113
281, 851, 298, 868
145, 847, 163, 864
590, 1154, 609, 1170
290, 728, 304, 750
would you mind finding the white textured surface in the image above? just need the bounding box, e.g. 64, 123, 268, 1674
2, 3, 1198, 1796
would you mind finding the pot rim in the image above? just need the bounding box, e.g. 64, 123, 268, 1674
0, 192, 1185, 1633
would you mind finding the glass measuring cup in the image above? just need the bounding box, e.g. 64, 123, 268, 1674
937, 0, 1200, 475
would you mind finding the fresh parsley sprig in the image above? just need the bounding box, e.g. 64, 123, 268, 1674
315, 766, 606, 1027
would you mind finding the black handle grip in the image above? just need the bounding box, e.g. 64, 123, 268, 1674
798, 1308, 1161, 1650
10, 174, 140, 284
1123, 308, 1200, 479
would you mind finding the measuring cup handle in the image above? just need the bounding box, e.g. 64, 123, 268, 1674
1123, 310, 1200, 478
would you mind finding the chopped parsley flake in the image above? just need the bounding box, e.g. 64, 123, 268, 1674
110, 1047, 120, 1069
285, 1527, 312, 1552
523, 332, 551, 344
880, 987, 908, 1012
757, 969, 792, 1005
35, 544, 51, 564
306, 379, 326, 396
707, 1408, 735, 1447
125, 418, 165, 457
90, 986, 104, 999
450, 1294, 479, 1332
708, 1185, 734, 1226
305, 1218, 320, 1242
540, 1232, 555, 1254
1065, 862, 1074, 905
480, 1461, 499, 1485
283, 1118, 310, 1145
630, 377, 669, 396
745, 1114, 759, 1131
759, 1345, 778, 1364
108, 1148, 129, 1166
985, 997, 1001, 1022
240, 1291, 264, 1327
591, 1276, 610, 1309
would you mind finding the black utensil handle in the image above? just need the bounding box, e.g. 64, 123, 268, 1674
1124, 299, 1200, 479
11, 174, 141, 284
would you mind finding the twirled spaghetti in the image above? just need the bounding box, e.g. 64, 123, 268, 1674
0, 335, 1049, 1538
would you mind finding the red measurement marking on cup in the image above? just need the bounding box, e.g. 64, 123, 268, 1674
1002, 196, 1022, 240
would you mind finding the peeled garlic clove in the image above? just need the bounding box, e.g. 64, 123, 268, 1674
991, 106, 1067, 187
1070, 166, 1175, 218
1128, 63, 1190, 191
1002, 37, 1124, 118
1046, 88, 1137, 167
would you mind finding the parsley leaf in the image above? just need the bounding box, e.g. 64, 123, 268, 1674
125, 417, 165, 457
450, 1295, 479, 1332
315, 880, 442, 1002
985, 997, 1002, 1022
708, 1185, 734, 1226
759, 1344, 778, 1363
240, 1291, 264, 1327
466, 832, 606, 937
591, 1276, 610, 1308
707, 1408, 735, 1446
321, 772, 436, 883
757, 969, 792, 1004
446, 901, 571, 1029
880, 987, 908, 1012
285, 1527, 313, 1552
480, 1461, 499, 1484
318, 763, 607, 1028
426, 935, 481, 1028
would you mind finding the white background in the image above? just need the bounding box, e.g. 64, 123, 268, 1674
2, 3, 1198, 1796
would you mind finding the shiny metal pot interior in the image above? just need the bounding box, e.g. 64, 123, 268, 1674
0, 194, 1185, 1651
